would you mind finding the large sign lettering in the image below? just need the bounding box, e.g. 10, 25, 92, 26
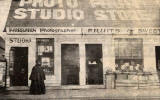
6, 0, 160, 27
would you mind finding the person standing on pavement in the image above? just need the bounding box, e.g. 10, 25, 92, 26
29, 60, 46, 95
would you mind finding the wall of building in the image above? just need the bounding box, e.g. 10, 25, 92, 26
5, 34, 160, 87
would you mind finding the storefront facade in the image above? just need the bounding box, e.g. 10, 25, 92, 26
4, 33, 160, 88
4, 0, 160, 88
5, 34, 108, 88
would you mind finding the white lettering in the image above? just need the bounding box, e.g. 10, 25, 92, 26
13, 8, 27, 19
66, 0, 78, 8
73, 9, 84, 20
44, 0, 56, 7
94, 10, 109, 20
53, 9, 65, 19
19, 0, 32, 7
67, 9, 73, 20
28, 9, 40, 19
40, 9, 51, 19
32, 0, 43, 7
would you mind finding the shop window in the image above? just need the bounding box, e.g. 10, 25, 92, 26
114, 38, 143, 72
36, 38, 54, 75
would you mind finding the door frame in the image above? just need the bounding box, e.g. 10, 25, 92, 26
61, 44, 80, 85
60, 42, 105, 88
155, 46, 160, 71
85, 44, 103, 85
9, 47, 28, 86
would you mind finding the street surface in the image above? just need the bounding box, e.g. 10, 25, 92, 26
0, 88, 160, 100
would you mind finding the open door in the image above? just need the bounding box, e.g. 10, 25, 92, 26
61, 44, 80, 85
155, 46, 160, 80
155, 46, 160, 81
155, 46, 160, 71
10, 47, 28, 86
86, 44, 103, 85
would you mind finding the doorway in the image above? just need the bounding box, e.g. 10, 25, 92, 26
155, 46, 160, 81
10, 47, 28, 86
85, 44, 103, 85
61, 44, 80, 85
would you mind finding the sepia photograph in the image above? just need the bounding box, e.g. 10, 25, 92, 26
0, 0, 160, 99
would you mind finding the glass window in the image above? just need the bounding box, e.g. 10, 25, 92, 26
36, 38, 54, 75
114, 38, 143, 72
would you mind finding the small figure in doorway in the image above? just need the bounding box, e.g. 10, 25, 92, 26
29, 60, 46, 95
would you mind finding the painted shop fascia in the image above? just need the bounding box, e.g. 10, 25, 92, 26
4, 0, 160, 88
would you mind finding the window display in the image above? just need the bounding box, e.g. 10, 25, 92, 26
36, 38, 54, 75
114, 38, 143, 72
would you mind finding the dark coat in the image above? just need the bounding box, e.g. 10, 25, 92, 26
29, 64, 46, 95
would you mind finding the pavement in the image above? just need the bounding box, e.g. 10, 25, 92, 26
0, 88, 160, 100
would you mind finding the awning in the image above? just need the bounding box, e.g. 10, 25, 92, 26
5, 0, 160, 28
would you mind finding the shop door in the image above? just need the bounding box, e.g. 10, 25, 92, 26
86, 44, 103, 85
61, 44, 80, 85
155, 46, 160, 80
10, 47, 28, 86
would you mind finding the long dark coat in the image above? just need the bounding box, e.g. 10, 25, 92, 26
29, 64, 46, 95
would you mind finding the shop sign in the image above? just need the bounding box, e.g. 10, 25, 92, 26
6, 27, 80, 34
84, 28, 160, 35
6, 27, 160, 35
9, 38, 31, 43
6, 0, 160, 27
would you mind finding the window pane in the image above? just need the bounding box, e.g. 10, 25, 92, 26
36, 38, 54, 75
114, 38, 143, 72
